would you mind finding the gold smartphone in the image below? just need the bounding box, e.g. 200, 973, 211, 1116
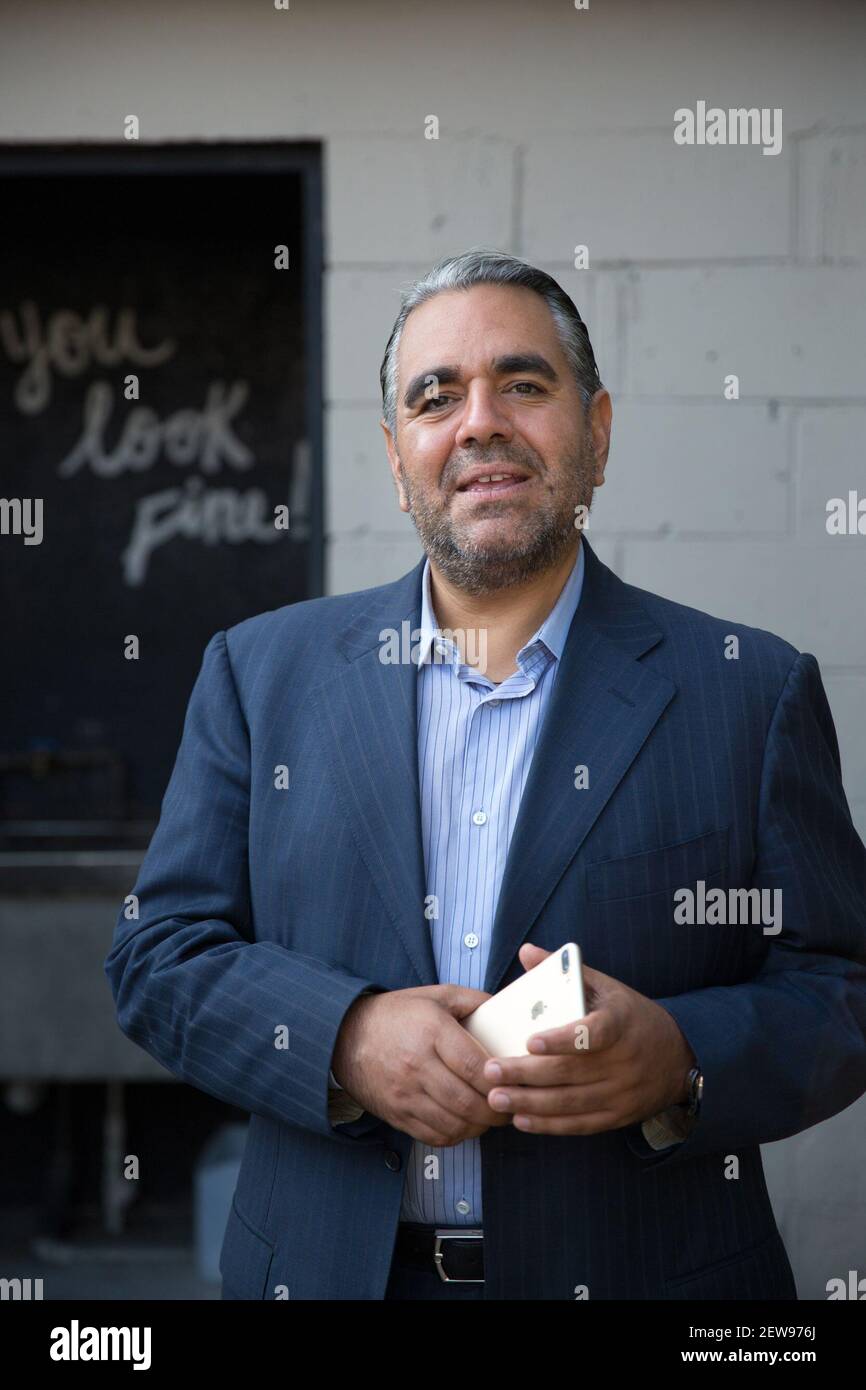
462, 943, 586, 1057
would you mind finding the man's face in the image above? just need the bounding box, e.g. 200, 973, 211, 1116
382, 282, 611, 594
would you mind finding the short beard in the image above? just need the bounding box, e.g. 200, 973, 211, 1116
400, 431, 596, 596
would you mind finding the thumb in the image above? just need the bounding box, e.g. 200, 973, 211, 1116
518, 942, 551, 973
434, 983, 493, 1020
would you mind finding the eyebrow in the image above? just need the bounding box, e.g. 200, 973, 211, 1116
401, 353, 561, 412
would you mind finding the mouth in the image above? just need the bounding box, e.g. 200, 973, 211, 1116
454, 469, 532, 499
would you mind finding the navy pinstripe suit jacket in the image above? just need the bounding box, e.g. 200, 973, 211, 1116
104, 537, 866, 1299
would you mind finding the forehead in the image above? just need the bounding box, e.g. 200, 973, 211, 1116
396, 282, 567, 376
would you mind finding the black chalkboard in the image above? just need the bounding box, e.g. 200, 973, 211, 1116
0, 145, 323, 823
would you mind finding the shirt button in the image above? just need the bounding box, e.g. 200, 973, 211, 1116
384, 1150, 402, 1172
472, 810, 487, 826
456, 1199, 471, 1216
487, 699, 501, 707
435, 640, 450, 655
464, 933, 479, 949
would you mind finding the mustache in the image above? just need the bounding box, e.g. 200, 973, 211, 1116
441, 446, 542, 490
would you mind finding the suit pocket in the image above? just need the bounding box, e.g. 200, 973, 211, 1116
219, 1194, 276, 1300
664, 1229, 796, 1301
586, 827, 729, 903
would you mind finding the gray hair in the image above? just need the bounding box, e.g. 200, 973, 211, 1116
379, 248, 603, 434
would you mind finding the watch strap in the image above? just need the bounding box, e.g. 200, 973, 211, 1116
685, 1065, 704, 1118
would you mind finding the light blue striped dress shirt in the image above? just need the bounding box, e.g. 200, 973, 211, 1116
399, 542, 586, 1225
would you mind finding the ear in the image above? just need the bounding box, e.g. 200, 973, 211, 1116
381, 417, 410, 512
587, 388, 612, 488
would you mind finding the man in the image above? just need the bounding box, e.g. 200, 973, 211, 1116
105, 249, 866, 1301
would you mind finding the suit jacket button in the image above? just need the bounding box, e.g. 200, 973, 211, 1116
385, 1150, 402, 1172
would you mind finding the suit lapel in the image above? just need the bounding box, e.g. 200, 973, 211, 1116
315, 557, 439, 986
316, 539, 676, 994
482, 540, 677, 993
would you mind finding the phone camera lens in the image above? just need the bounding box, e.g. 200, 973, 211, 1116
561, 950, 569, 973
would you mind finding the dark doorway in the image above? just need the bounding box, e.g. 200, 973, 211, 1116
0, 142, 323, 826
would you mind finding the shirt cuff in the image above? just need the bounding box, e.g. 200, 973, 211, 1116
327, 1084, 366, 1126
640, 1105, 695, 1150
328, 987, 377, 1124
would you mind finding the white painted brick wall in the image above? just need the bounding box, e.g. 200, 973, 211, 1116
591, 401, 789, 536
598, 267, 866, 398
524, 132, 791, 263
326, 269, 409, 404
797, 128, 866, 263
326, 404, 411, 538
795, 408, 866, 541
619, 541, 866, 668
326, 136, 517, 264
329, 535, 426, 596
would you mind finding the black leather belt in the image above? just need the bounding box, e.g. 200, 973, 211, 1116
394, 1223, 484, 1283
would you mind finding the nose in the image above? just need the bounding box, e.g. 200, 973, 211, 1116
454, 381, 514, 451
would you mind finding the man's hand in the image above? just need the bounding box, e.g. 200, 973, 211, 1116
481, 944, 696, 1135
330, 984, 512, 1146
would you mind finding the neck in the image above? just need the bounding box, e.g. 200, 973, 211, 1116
428, 538, 581, 683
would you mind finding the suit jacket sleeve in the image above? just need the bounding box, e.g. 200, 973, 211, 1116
624, 650, 866, 1165
104, 629, 384, 1146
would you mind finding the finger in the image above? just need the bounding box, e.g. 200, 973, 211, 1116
434, 1018, 498, 1100
486, 1079, 613, 1117
432, 984, 493, 1019
401, 1096, 490, 1147
580, 963, 619, 1009
511, 1107, 623, 1136
525, 1006, 619, 1055
483, 1053, 607, 1088
424, 1056, 508, 1128
581, 963, 617, 986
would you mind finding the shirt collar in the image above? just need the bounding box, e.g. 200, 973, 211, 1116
416, 541, 585, 670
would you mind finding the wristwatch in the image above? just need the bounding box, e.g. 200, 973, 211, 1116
685, 1065, 704, 1119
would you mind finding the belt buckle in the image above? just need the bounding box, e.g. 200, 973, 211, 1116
433, 1227, 484, 1284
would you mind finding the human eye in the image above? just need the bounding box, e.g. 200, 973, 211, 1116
420, 392, 456, 411
508, 381, 545, 395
